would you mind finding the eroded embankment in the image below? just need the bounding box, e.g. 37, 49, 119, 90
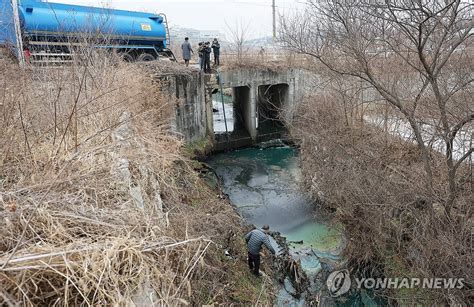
0, 60, 272, 306
290, 94, 472, 305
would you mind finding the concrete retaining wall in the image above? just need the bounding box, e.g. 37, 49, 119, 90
158, 72, 208, 142
158, 68, 308, 145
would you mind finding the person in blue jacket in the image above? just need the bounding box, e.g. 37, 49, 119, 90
245, 225, 276, 276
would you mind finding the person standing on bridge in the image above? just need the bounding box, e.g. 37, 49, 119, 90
245, 225, 276, 277
211, 38, 220, 66
181, 37, 193, 67
197, 42, 204, 69
203, 42, 212, 73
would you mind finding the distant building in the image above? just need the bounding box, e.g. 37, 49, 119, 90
199, 30, 221, 42
170, 27, 223, 43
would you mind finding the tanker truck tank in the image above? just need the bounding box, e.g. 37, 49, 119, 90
16, 0, 175, 63
0, 0, 17, 49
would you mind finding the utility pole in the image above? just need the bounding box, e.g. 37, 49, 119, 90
272, 0, 276, 40
11, 0, 25, 66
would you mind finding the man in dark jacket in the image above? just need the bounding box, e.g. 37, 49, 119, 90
203, 42, 212, 73
197, 42, 204, 70
245, 225, 276, 276
211, 38, 220, 66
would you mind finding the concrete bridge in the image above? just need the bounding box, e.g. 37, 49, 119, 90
156, 67, 307, 150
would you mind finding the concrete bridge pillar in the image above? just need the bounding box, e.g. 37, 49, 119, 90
233, 86, 257, 141
248, 86, 258, 141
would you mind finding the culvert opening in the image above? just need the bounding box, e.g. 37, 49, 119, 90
212, 88, 234, 134
257, 83, 289, 136
213, 86, 252, 140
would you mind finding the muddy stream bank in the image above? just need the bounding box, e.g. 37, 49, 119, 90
206, 142, 374, 305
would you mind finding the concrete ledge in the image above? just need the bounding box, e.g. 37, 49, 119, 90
156, 67, 307, 149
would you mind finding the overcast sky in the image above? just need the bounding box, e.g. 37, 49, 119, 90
53, 0, 305, 39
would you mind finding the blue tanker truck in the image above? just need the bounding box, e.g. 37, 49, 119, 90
0, 0, 175, 63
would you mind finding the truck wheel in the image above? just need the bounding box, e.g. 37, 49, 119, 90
137, 53, 156, 62
119, 53, 134, 62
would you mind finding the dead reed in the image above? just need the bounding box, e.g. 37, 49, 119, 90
0, 52, 260, 305
289, 90, 472, 305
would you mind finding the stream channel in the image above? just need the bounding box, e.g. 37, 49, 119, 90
207, 143, 380, 306
208, 92, 381, 306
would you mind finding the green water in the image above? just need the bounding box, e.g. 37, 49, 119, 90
208, 146, 340, 240
207, 145, 346, 303
207, 144, 383, 306
285, 221, 343, 252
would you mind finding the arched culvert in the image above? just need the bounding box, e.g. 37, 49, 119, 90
257, 83, 289, 138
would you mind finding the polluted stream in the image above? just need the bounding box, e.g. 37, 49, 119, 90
207, 144, 348, 305
209, 92, 379, 305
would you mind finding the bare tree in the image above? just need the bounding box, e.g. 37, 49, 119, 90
225, 20, 251, 61
280, 0, 473, 213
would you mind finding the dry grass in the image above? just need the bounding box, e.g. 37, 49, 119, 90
288, 89, 472, 305
220, 51, 311, 73
142, 60, 199, 76
0, 54, 270, 305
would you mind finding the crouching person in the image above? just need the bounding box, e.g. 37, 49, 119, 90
245, 225, 276, 277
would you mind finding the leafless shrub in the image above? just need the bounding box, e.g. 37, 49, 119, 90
221, 51, 310, 73
0, 48, 256, 305
289, 86, 472, 304
225, 21, 252, 63
281, 0, 473, 210
281, 0, 472, 304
